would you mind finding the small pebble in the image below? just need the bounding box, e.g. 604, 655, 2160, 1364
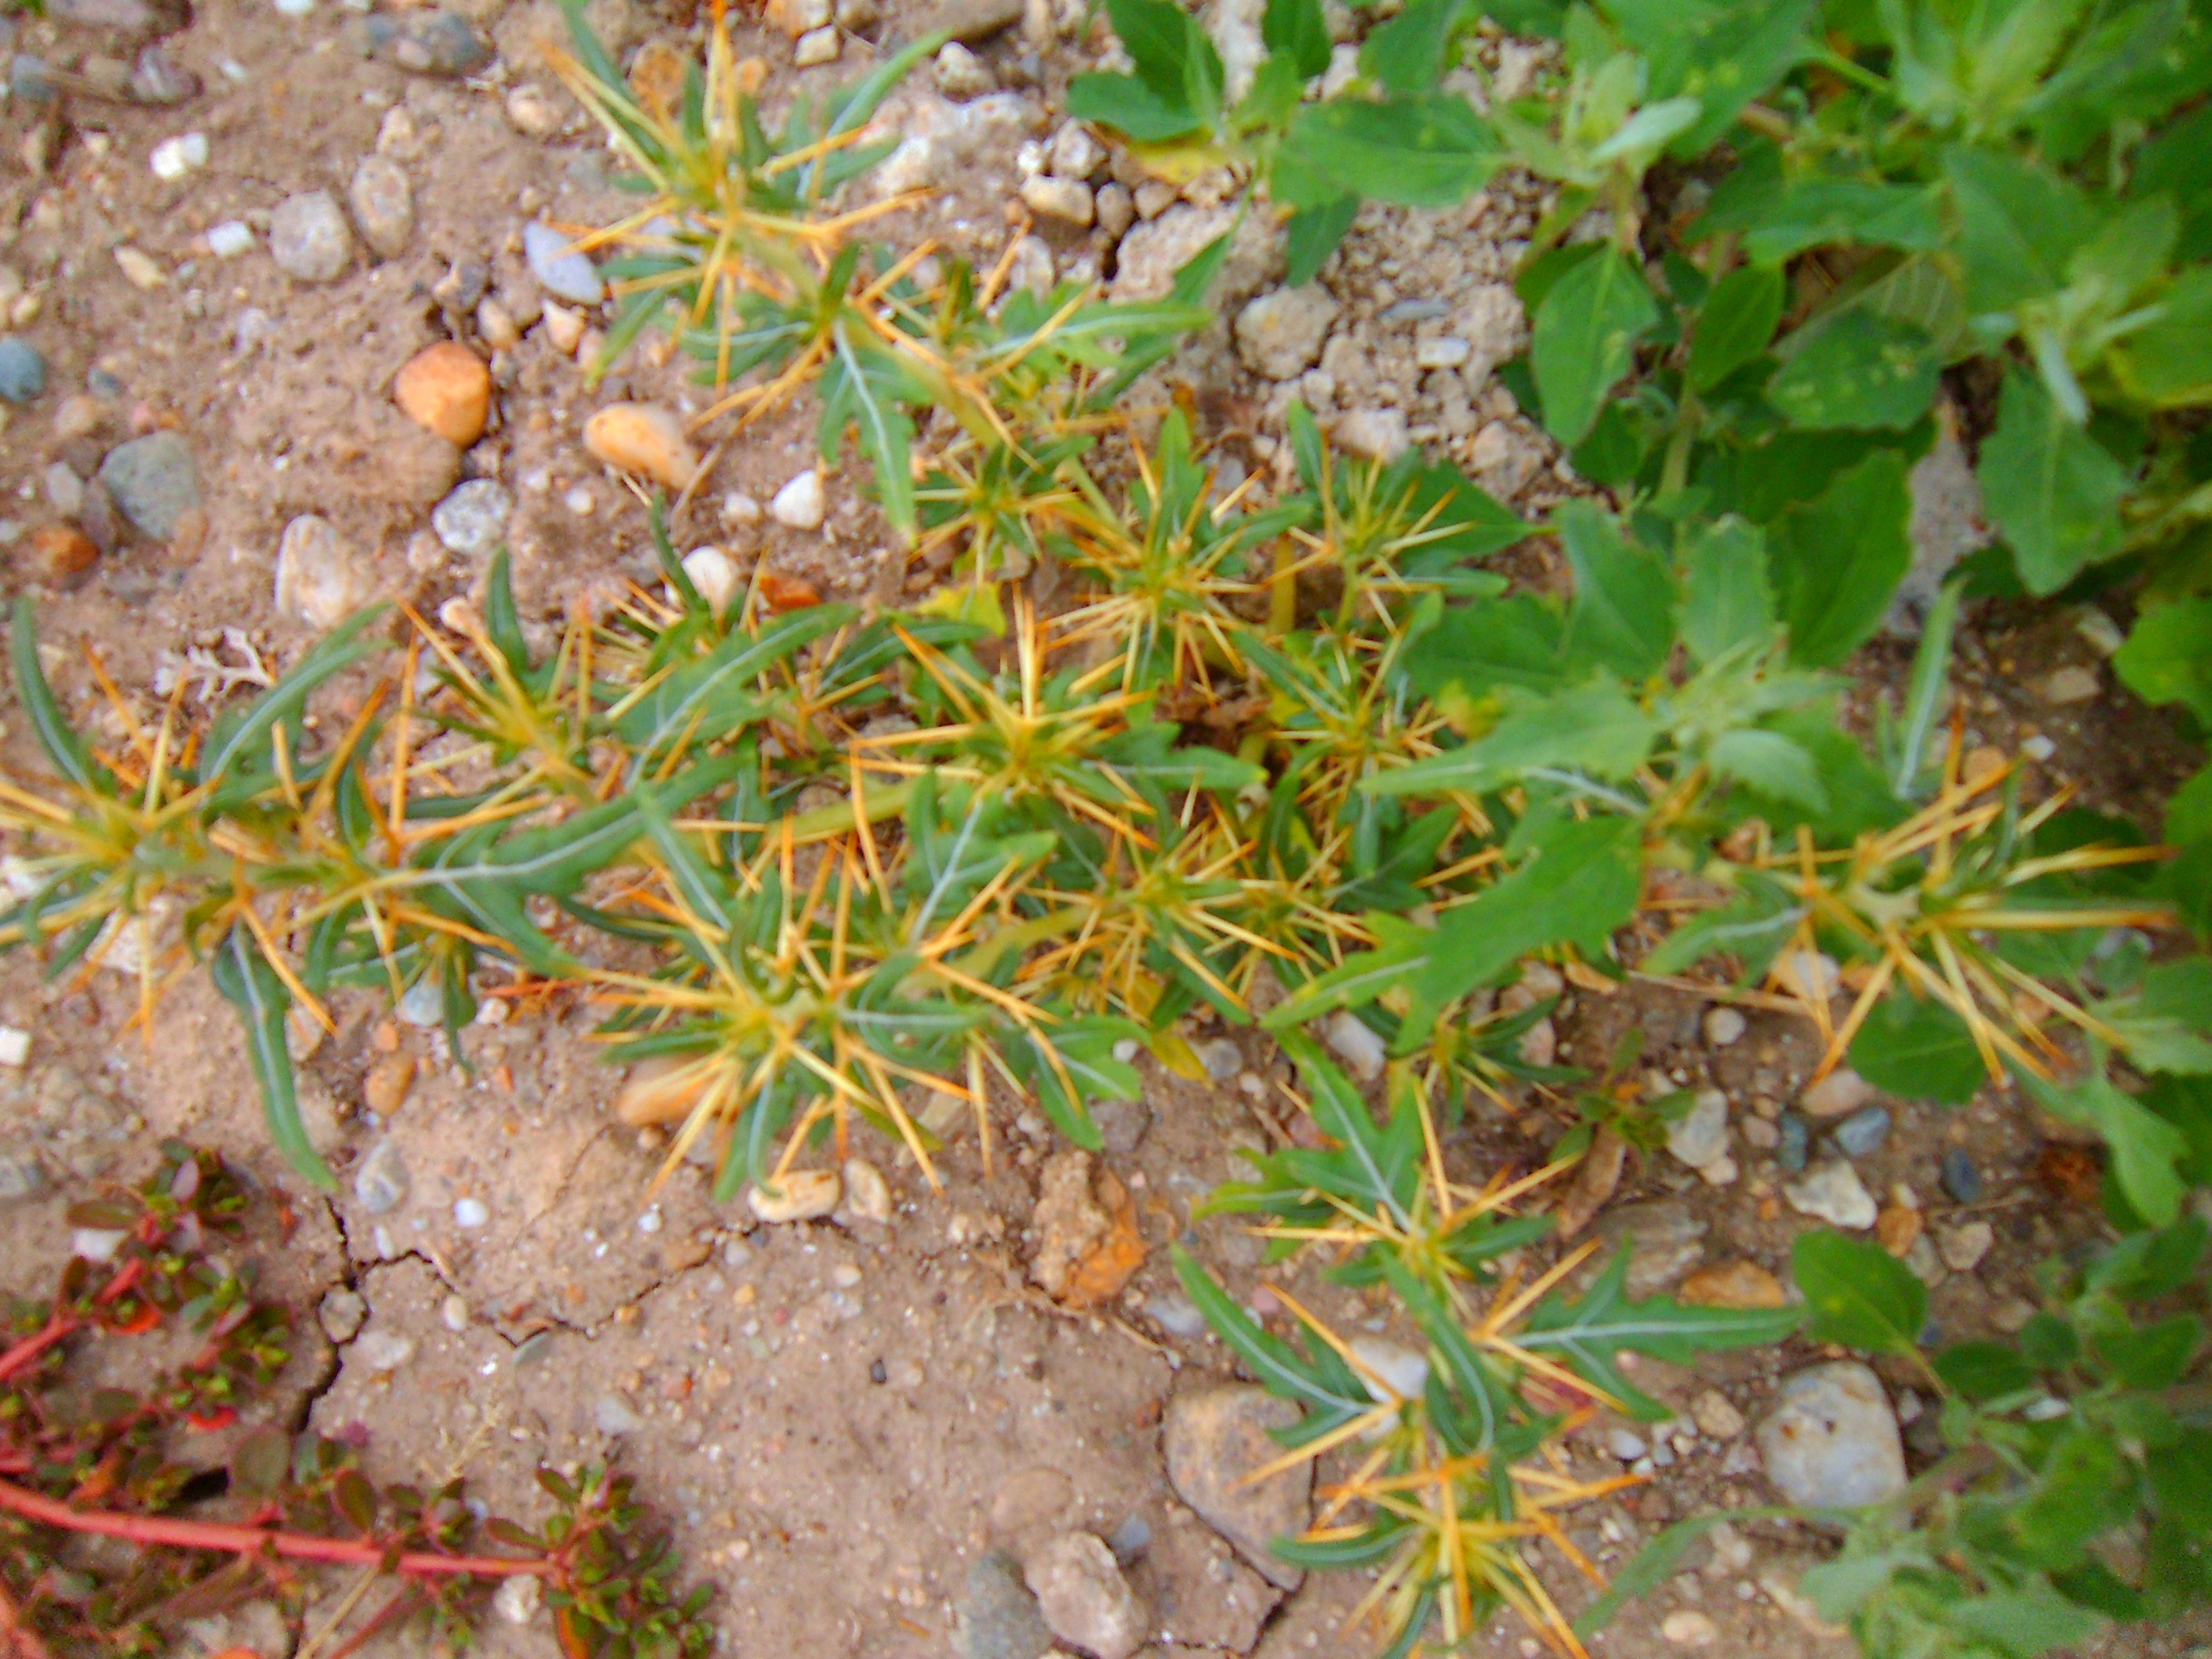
353, 1329, 414, 1373
1776, 1112, 1809, 1172
43, 460, 82, 517
1702, 1006, 1746, 1047
114, 248, 167, 291
2040, 665, 2099, 705
269, 190, 354, 283
207, 219, 255, 258
1799, 1066, 1873, 1118
793, 23, 840, 64
721, 489, 762, 525
1938, 1221, 1994, 1273
318, 1288, 367, 1343
440, 1293, 470, 1331
541, 301, 584, 355
495, 1574, 541, 1626
1832, 1104, 1891, 1158
769, 467, 825, 528
563, 485, 595, 516
97, 431, 200, 539
2021, 733, 2056, 761
131, 44, 199, 104
523, 221, 604, 306
1606, 1428, 1648, 1461
1783, 1159, 1878, 1229
594, 1393, 644, 1435
1322, 1010, 1385, 1081
353, 1138, 411, 1213
72, 1227, 128, 1263
843, 1157, 893, 1223
394, 341, 490, 447
348, 155, 415, 259
584, 402, 698, 490
0, 336, 45, 405
431, 479, 513, 556
1146, 1293, 1206, 1338
369, 9, 492, 76
1940, 1147, 1981, 1203
148, 131, 208, 180
454, 1197, 490, 1229
1662, 1609, 1718, 1648
0, 1028, 27, 1067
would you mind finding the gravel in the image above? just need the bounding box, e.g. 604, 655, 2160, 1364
1782, 1159, 1878, 1229
348, 155, 414, 258
97, 432, 200, 539
523, 221, 605, 305
431, 479, 513, 556
352, 1138, 410, 1214
1940, 1147, 1981, 1202
1832, 1104, 1892, 1157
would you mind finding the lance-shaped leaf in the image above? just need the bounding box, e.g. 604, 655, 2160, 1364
212, 924, 336, 1191
1364, 677, 1658, 799
1530, 248, 1658, 447
9, 599, 102, 792
1174, 1246, 1376, 1444
613, 604, 855, 766
199, 607, 388, 790
1792, 1229, 1926, 1356
1276, 1031, 1421, 1229
1519, 1251, 1801, 1418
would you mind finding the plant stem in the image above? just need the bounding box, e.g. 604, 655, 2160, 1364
0, 1575, 51, 1659
0, 1480, 546, 1579
0, 1319, 75, 1386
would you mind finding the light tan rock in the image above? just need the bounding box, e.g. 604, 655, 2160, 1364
748, 1168, 840, 1223
583, 402, 700, 490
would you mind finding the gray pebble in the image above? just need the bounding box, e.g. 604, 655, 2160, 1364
0, 336, 46, 405
269, 190, 354, 283
956, 1550, 1053, 1659
594, 1393, 645, 1435
353, 1329, 414, 1373
97, 432, 200, 540
353, 1137, 410, 1214
1940, 1147, 1981, 1204
431, 479, 512, 556
0, 1151, 48, 1202
130, 44, 199, 103
86, 367, 124, 399
1145, 1293, 1206, 1338
10, 55, 55, 104
368, 10, 492, 76
523, 221, 605, 306
44, 461, 83, 517
1832, 1105, 1892, 1158
1776, 1111, 1809, 1172
1106, 1513, 1150, 1565
348, 156, 414, 259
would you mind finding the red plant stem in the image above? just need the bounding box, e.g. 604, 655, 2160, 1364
0, 1575, 51, 1659
0, 1479, 546, 1579
92, 1259, 144, 1306
0, 1320, 75, 1386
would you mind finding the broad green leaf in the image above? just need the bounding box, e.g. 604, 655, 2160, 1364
1558, 500, 1677, 680
1792, 1229, 1926, 1356
2023, 1068, 2189, 1226
1943, 145, 2100, 315
1932, 1340, 2038, 1401
2149, 1427, 2212, 1537
1768, 448, 1911, 666
1943, 1590, 2103, 1655
1606, 0, 1816, 151
1977, 368, 2132, 595
2115, 595, 2212, 726
1709, 729, 1823, 809
1107, 0, 1223, 112
1262, 0, 1332, 78
211, 925, 336, 1191
1401, 593, 1566, 699
1066, 72, 1209, 141
1275, 96, 1499, 210
1284, 197, 1359, 285
1530, 248, 1658, 446
2099, 958, 2212, 1075
1675, 517, 1774, 663
1521, 1251, 1801, 1418
1365, 678, 1658, 798
1415, 815, 1644, 1010
1767, 312, 1942, 431
1686, 265, 1784, 392
1849, 993, 1987, 1104
1359, 0, 1467, 93
2007, 1428, 2137, 1569
2094, 1313, 2202, 1388
1587, 96, 1703, 164
1727, 181, 1947, 266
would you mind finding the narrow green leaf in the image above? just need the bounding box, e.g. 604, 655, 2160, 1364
1263, 0, 1332, 77
211, 926, 336, 1191
1414, 816, 1644, 1008
9, 599, 98, 791
1359, 0, 1468, 94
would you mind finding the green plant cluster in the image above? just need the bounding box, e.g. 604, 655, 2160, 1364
0, 1144, 711, 1658
0, 3, 2207, 1655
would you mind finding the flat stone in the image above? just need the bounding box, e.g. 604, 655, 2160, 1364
368, 9, 492, 75
2040, 665, 2099, 705
1163, 1386, 1311, 1591
431, 479, 513, 556
1940, 1147, 1981, 1203
318, 1288, 367, 1343
584, 402, 698, 490
97, 432, 200, 540
1023, 1533, 1146, 1659
523, 221, 605, 306
1019, 174, 1093, 225
1799, 1067, 1874, 1118
842, 1157, 892, 1223
957, 1550, 1053, 1659
1089, 1094, 1150, 1154
1590, 1199, 1706, 1296
934, 40, 995, 95
348, 155, 414, 259
1679, 1259, 1789, 1309
131, 43, 198, 103
1755, 1360, 1907, 1508
1783, 1159, 1878, 1229
1666, 1088, 1730, 1169
0, 336, 47, 404
352, 1138, 410, 1213
1691, 1387, 1746, 1440
919, 0, 1025, 42
593, 1393, 644, 1435
749, 1168, 840, 1222
269, 191, 354, 283
1332, 407, 1410, 461
1233, 286, 1338, 380
1703, 1006, 1746, 1047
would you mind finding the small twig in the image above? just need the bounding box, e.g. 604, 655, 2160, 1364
0, 1575, 52, 1659
0, 1318, 76, 1386
0, 1480, 545, 1579
322, 1584, 428, 1659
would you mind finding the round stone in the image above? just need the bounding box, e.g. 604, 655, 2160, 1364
348, 155, 414, 259
269, 190, 354, 283
431, 479, 513, 556
0, 336, 47, 405
97, 431, 201, 540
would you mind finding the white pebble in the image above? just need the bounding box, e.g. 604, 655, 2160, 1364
207, 220, 255, 258
563, 485, 596, 516
2022, 734, 2056, 761
453, 1197, 489, 1229
637, 1207, 663, 1234
721, 489, 763, 526
72, 1227, 128, 1263
0, 1027, 27, 1067
273, 0, 313, 15
681, 545, 740, 614
770, 468, 825, 529
1702, 1006, 1746, 1047
149, 132, 209, 181
441, 1294, 471, 1331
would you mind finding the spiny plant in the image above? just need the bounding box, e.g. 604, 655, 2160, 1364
2, 3, 2209, 1655
0, 1143, 711, 1658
